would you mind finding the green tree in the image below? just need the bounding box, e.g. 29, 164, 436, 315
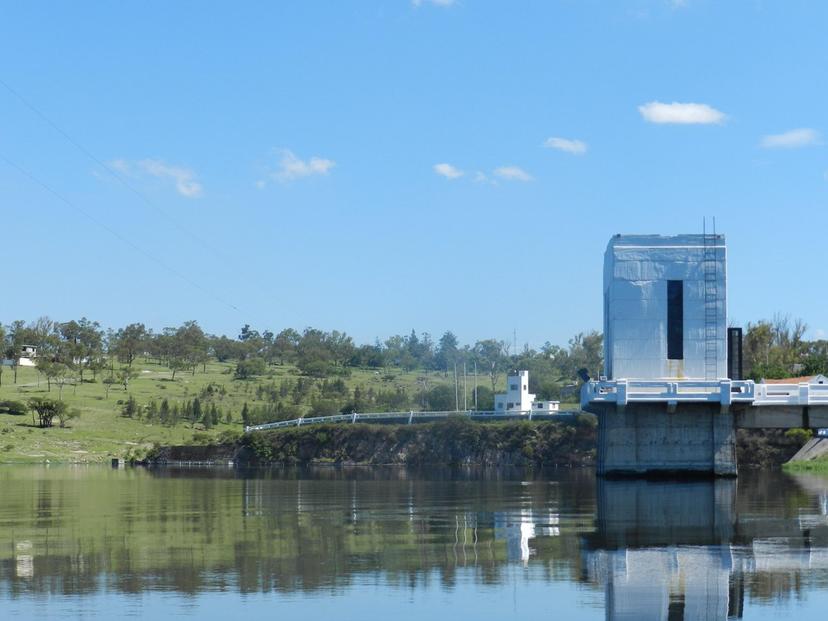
117, 366, 139, 391
58, 318, 103, 383
36, 359, 72, 398
435, 331, 459, 373
121, 395, 138, 418
57, 407, 81, 428
235, 357, 267, 379
474, 339, 508, 393
0, 325, 5, 387
271, 328, 300, 364
102, 376, 117, 399
191, 398, 202, 428
27, 397, 66, 428
112, 323, 147, 367
159, 398, 171, 425
6, 320, 29, 384
427, 384, 456, 411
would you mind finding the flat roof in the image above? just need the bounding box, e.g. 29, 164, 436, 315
607, 233, 726, 249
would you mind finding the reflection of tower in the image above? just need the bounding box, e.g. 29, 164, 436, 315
582, 479, 743, 621
242, 478, 264, 517
598, 547, 734, 621
494, 509, 560, 565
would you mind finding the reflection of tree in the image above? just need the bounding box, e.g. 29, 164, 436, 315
0, 468, 595, 596
0, 467, 827, 615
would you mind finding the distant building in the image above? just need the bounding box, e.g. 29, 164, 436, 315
19, 345, 37, 367
494, 370, 559, 414
603, 234, 727, 380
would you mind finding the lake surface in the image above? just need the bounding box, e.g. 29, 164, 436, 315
1, 466, 827, 620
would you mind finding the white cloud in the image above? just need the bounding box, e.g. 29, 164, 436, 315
638, 101, 726, 125
137, 159, 203, 198
107, 158, 203, 198
413, 0, 455, 6
494, 166, 532, 182
270, 149, 336, 183
108, 158, 131, 174
473, 171, 498, 185
815, 328, 826, 339
760, 128, 821, 149
433, 163, 464, 179
544, 137, 588, 155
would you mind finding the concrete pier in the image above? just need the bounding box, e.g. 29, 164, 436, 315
593, 403, 738, 477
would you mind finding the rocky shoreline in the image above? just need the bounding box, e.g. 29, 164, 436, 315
144, 417, 807, 470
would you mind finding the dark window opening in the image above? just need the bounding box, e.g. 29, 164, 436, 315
727, 327, 743, 380
667, 280, 684, 360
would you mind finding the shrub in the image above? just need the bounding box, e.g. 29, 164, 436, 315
217, 429, 242, 444
785, 428, 813, 445
0, 400, 28, 416
192, 432, 212, 445
234, 357, 267, 379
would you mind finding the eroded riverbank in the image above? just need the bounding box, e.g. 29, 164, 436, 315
146, 418, 807, 469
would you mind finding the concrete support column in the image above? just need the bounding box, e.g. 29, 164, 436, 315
594, 402, 738, 477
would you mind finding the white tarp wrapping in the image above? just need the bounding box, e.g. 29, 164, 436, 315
604, 234, 727, 380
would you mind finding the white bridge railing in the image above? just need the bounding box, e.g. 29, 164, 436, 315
581, 379, 828, 408
245, 409, 576, 433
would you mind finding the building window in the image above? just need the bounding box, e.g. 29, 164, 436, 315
667, 279, 684, 360
509, 384, 518, 391
497, 402, 503, 409
507, 403, 514, 409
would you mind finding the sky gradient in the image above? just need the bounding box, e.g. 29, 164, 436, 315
2, 0, 826, 347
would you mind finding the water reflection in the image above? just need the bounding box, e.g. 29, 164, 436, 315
0, 466, 826, 619
583, 476, 828, 620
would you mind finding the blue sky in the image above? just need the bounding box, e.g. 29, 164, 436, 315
1, 0, 826, 347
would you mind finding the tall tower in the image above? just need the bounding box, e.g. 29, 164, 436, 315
603, 234, 727, 381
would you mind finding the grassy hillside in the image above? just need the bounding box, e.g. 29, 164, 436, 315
0, 360, 576, 463
783, 455, 828, 473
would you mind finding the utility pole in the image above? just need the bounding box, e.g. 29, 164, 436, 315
463, 361, 467, 411
454, 361, 459, 411
474, 360, 478, 410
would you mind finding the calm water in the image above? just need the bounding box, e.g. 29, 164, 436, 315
1, 466, 827, 620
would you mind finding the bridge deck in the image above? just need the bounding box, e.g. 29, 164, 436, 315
582, 379, 828, 408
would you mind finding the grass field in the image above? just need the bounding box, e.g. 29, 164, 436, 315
783, 458, 828, 473
0, 361, 577, 463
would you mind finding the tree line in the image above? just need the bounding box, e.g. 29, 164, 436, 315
0, 317, 604, 398
1, 313, 825, 404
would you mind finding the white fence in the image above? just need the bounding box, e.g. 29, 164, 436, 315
245, 410, 577, 433
581, 379, 828, 408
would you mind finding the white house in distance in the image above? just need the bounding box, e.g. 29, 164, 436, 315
18, 345, 37, 367
1, 345, 37, 368
603, 234, 727, 381
494, 370, 559, 414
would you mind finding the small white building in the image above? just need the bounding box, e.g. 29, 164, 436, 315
18, 345, 37, 367
603, 234, 727, 380
494, 370, 560, 414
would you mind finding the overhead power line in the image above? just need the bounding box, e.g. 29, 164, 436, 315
1, 153, 242, 314
0, 76, 233, 263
